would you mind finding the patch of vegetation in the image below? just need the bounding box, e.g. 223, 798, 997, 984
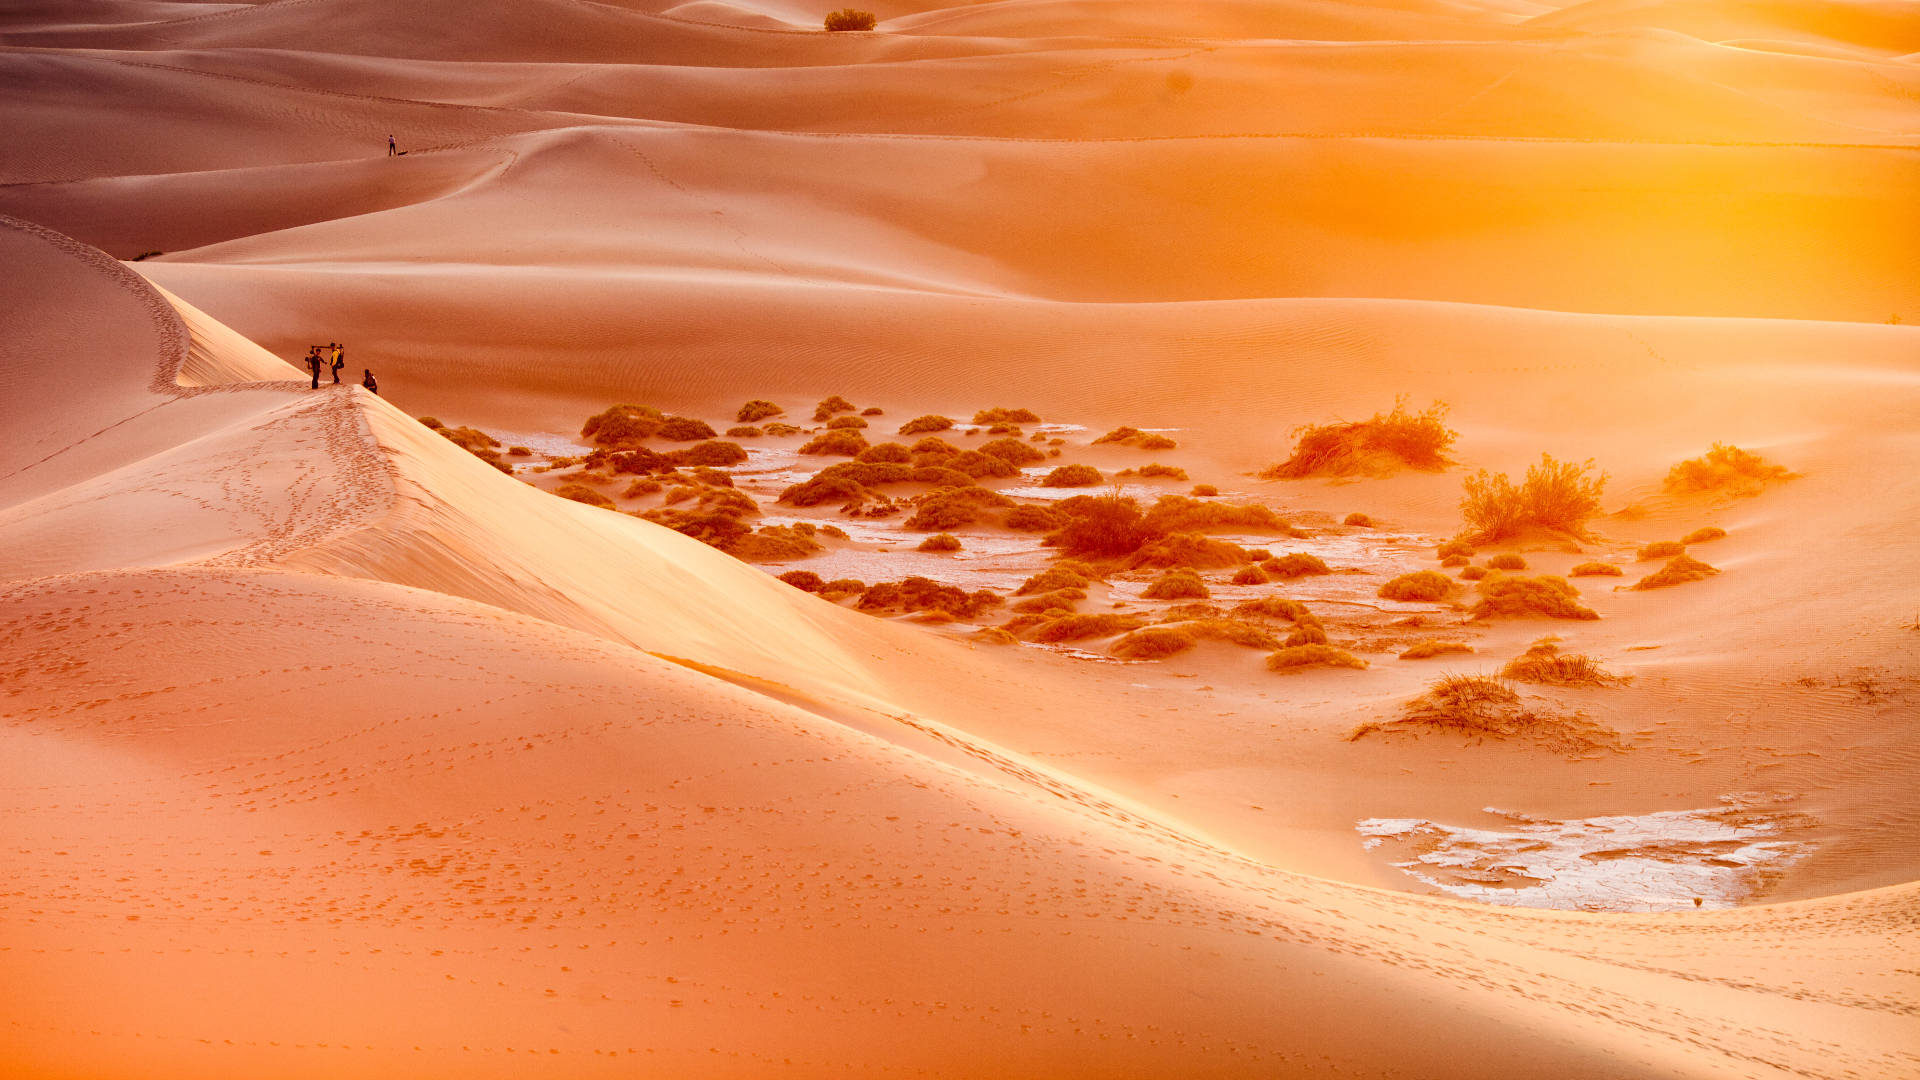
1045, 496, 1162, 558
826, 415, 869, 430
974, 407, 1041, 425
1028, 612, 1147, 644
1262, 553, 1331, 579
657, 416, 718, 442
1042, 464, 1103, 488
1111, 625, 1197, 659
857, 442, 912, 464
1379, 571, 1453, 602
1143, 495, 1301, 536
1633, 554, 1720, 590
764, 422, 804, 437
1637, 540, 1685, 561
1569, 561, 1622, 577
1486, 553, 1527, 571
1005, 504, 1069, 532
1344, 512, 1372, 527
1664, 443, 1790, 496
507, 445, 531, 456
1125, 533, 1251, 570
1471, 575, 1597, 620
673, 440, 748, 467
824, 8, 877, 30
813, 395, 856, 422
581, 403, 663, 447
972, 627, 1017, 645
554, 483, 615, 508
1400, 640, 1474, 660
1459, 565, 1490, 581
1232, 596, 1314, 623
725, 426, 762, 438
1012, 589, 1086, 614
1266, 644, 1367, 672
898, 414, 955, 436
1092, 426, 1177, 450
1231, 564, 1270, 586
905, 486, 1014, 530
1191, 484, 1218, 497
1436, 540, 1475, 560
778, 570, 825, 592
1135, 463, 1188, 480
1439, 554, 1470, 568
917, 533, 962, 552
1682, 526, 1727, 545
737, 400, 784, 424
1459, 454, 1607, 542
980, 437, 1046, 467
1262, 399, 1455, 479
799, 429, 869, 456
1284, 622, 1329, 647
1017, 564, 1096, 595
1500, 642, 1626, 687
859, 577, 1000, 619
1143, 568, 1210, 600
435, 425, 512, 474
950, 449, 1020, 479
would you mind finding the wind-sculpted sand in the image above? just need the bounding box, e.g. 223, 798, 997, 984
2, 0, 1918, 1076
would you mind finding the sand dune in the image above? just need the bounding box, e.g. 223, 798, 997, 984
3, 0, 1918, 1073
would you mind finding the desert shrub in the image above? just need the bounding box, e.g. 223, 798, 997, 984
1231, 564, 1270, 586
1436, 540, 1475, 560
1012, 589, 1086, 614
905, 486, 1013, 530
820, 578, 865, 600
1379, 571, 1452, 602
1143, 569, 1210, 600
1486, 553, 1528, 571
1029, 613, 1146, 643
1262, 399, 1455, 478
725, 426, 762, 438
131, 250, 164, 261
1345, 673, 1615, 750
1633, 554, 1720, 590
1569, 561, 1622, 577
1266, 644, 1367, 672
1137, 433, 1177, 450
436, 425, 512, 473
507, 445, 531, 456
1182, 618, 1283, 650
1046, 496, 1163, 557
1401, 640, 1474, 660
554, 483, 615, 508
974, 407, 1041, 425
1093, 426, 1143, 445
950, 450, 1020, 479
1263, 552, 1331, 579
1344, 512, 1373, 527
858, 442, 912, 464
979, 437, 1047, 466
859, 577, 999, 618
1232, 596, 1314, 623
1191, 484, 1218, 497
670, 440, 748, 467
1501, 647, 1624, 686
1459, 565, 1489, 581
918, 533, 962, 552
820, 524, 848, 540
1664, 443, 1790, 496
1682, 526, 1726, 545
1284, 622, 1328, 647
657, 416, 718, 442
825, 8, 877, 30
862, 407, 883, 416
1472, 575, 1597, 620
972, 627, 1017, 645
764, 422, 804, 437
813, 395, 855, 421
623, 478, 663, 498
826, 415, 868, 430
1125, 533, 1250, 570
1440, 554, 1470, 568
1459, 454, 1607, 542
737, 399, 784, 423
418, 416, 445, 429
799, 429, 869, 456
1111, 625, 1198, 660
582, 404, 663, 446
778, 570, 826, 592
1017, 564, 1094, 595
1144, 495, 1301, 536
1137, 463, 1188, 480
912, 465, 976, 488
899, 414, 955, 436
1637, 540, 1685, 561
1042, 464, 1103, 488
1004, 504, 1069, 532
780, 473, 871, 508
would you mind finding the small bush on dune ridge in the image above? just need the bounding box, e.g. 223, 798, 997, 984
553, 483, 614, 509
899, 414, 955, 436
1664, 443, 1790, 496
1570, 561, 1622, 577
917, 533, 962, 552
1266, 644, 1367, 672
799, 429, 869, 457
1379, 571, 1453, 602
1143, 568, 1210, 600
1683, 526, 1727, 545
1263, 552, 1331, 579
1472, 575, 1597, 620
824, 7, 876, 30
435, 425, 512, 474
974, 407, 1041, 425
1633, 554, 1720, 590
1637, 540, 1685, 561
1028, 613, 1146, 644
778, 570, 825, 592
737, 400, 784, 424
1500, 642, 1626, 687
1486, 553, 1527, 571
1459, 454, 1607, 543
1262, 399, 1456, 479
1042, 464, 1103, 488
1401, 640, 1474, 660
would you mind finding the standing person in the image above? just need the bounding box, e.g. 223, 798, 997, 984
306, 349, 323, 389
361, 369, 378, 395
387, 135, 397, 156
330, 343, 345, 384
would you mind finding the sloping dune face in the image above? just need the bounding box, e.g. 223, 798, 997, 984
2, 0, 1919, 1076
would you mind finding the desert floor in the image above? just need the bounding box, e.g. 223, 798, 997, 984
2, 0, 1917, 1076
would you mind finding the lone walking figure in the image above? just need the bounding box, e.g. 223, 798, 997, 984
387, 135, 397, 156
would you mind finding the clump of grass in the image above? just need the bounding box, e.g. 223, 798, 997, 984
1633, 554, 1720, 590
949, 449, 1019, 479
1683, 526, 1727, 544
778, 570, 825, 592
820, 578, 865, 601
726, 425, 763, 438
1379, 571, 1453, 602
1400, 640, 1474, 660
1262, 399, 1456, 479
813, 395, 855, 422
623, 478, 662, 497
1028, 612, 1146, 643
1266, 644, 1367, 672
1136, 463, 1188, 480
1042, 464, 1103, 488
979, 437, 1046, 466
1093, 426, 1177, 450
826, 415, 868, 430
859, 577, 1000, 619
1459, 454, 1607, 542
1012, 588, 1086, 614
1664, 443, 1790, 496
435, 425, 513, 474
1486, 553, 1527, 571
1569, 561, 1622, 577
1232, 596, 1314, 623
1143, 568, 1210, 600
898, 414, 954, 436
1459, 565, 1489, 581
824, 7, 876, 30
1637, 540, 1685, 561
1439, 554, 1470, 568
764, 422, 804, 437
862, 407, 883, 416
1284, 622, 1328, 647
671, 440, 748, 467
1045, 496, 1162, 557
1349, 673, 1614, 751
1471, 575, 1597, 620
1344, 512, 1372, 527
1231, 564, 1270, 586
917, 533, 962, 552
1500, 644, 1626, 687
1144, 495, 1302, 536
737, 400, 784, 423
1191, 484, 1219, 497
799, 429, 869, 457
1262, 553, 1331, 579
1437, 540, 1476, 560
1005, 504, 1068, 532
974, 407, 1040, 425
1125, 533, 1251, 570
554, 483, 614, 508
657, 416, 717, 441
905, 486, 1014, 530
507, 445, 531, 457
1111, 625, 1197, 659
581, 404, 663, 447
972, 627, 1017, 645
1016, 563, 1097, 595
858, 442, 912, 464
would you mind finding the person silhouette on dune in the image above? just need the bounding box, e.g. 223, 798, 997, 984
388, 135, 397, 156
330, 343, 345, 384
362, 369, 378, 395
305, 348, 323, 389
